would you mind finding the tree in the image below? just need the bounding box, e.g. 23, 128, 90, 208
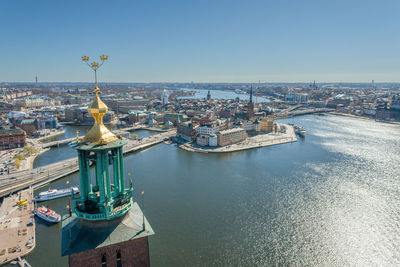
14, 153, 25, 161
14, 158, 20, 169
24, 146, 38, 156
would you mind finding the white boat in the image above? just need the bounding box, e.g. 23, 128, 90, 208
34, 206, 61, 223
294, 126, 306, 136
235, 89, 245, 94
34, 187, 79, 202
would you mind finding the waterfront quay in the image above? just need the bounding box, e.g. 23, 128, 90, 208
180, 124, 296, 153
0, 188, 35, 265
0, 129, 176, 198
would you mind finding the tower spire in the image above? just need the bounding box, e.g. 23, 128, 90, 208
80, 54, 117, 145
62, 55, 154, 266
249, 85, 253, 103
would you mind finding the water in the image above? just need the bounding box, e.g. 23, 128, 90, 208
33, 127, 155, 168
25, 115, 400, 266
178, 88, 270, 102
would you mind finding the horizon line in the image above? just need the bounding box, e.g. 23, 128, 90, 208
1, 81, 400, 85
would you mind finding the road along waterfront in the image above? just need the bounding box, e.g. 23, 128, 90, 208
3, 114, 399, 266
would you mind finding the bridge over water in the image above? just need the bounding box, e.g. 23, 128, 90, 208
275, 108, 334, 118
0, 129, 176, 198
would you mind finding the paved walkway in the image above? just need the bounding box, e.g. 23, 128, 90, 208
0, 188, 35, 265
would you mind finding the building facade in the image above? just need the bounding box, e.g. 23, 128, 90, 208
177, 121, 198, 141
198, 124, 219, 135
209, 134, 218, 147
259, 116, 274, 132
162, 90, 169, 105
217, 128, 247, 146
196, 134, 209, 146
0, 126, 26, 150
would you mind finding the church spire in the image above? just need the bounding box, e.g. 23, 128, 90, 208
249, 85, 253, 103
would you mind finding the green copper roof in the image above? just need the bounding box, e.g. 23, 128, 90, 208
70, 138, 128, 151
61, 202, 154, 256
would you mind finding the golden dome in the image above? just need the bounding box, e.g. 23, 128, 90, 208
82, 85, 118, 145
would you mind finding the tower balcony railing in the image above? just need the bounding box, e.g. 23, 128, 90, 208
73, 198, 133, 221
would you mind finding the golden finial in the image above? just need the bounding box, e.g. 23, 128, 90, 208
81, 54, 108, 88
119, 128, 122, 139
76, 130, 79, 142
81, 54, 117, 145
94, 85, 100, 95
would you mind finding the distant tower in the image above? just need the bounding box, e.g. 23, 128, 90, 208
247, 86, 254, 119
35, 76, 38, 86
312, 80, 316, 89
207, 90, 211, 101
61, 55, 154, 267
162, 89, 169, 105
256, 80, 260, 104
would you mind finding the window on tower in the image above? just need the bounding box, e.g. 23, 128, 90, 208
116, 250, 122, 267
101, 254, 107, 267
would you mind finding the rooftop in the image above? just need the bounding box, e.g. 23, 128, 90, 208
61, 202, 154, 256
219, 128, 245, 134
71, 137, 128, 151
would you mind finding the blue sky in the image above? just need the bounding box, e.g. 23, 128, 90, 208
1, 0, 400, 83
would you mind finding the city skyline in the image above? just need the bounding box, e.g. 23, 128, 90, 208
1, 0, 400, 82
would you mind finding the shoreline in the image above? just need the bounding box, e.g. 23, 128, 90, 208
179, 124, 297, 154
329, 112, 400, 126
35, 130, 65, 142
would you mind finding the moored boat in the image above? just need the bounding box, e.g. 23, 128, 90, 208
294, 126, 306, 136
34, 206, 61, 223
34, 187, 79, 202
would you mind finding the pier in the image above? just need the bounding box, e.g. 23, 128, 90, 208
0, 188, 35, 265
0, 129, 176, 198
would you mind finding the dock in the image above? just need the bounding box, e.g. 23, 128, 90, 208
0, 188, 35, 265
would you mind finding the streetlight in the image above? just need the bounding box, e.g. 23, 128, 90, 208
141, 190, 145, 231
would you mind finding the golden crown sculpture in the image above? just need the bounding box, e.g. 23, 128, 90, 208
80, 54, 118, 145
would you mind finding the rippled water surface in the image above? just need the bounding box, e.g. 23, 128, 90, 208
26, 115, 400, 266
